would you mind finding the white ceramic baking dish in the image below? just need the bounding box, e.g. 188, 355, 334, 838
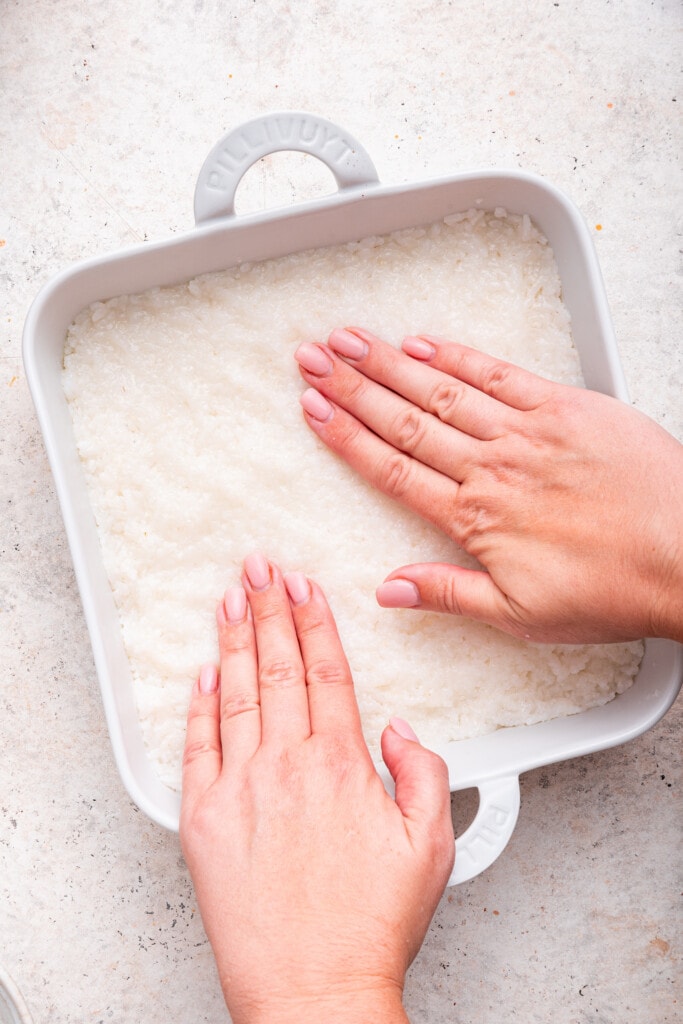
23, 112, 682, 885
0, 966, 34, 1024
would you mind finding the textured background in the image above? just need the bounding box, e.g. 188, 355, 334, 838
1, 1, 681, 1021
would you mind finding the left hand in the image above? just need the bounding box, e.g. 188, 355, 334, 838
294, 327, 683, 643
180, 555, 454, 1024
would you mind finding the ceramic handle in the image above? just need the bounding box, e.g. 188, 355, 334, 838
194, 111, 380, 224
448, 775, 521, 885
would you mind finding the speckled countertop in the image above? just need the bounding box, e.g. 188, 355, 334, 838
1, 2, 681, 1022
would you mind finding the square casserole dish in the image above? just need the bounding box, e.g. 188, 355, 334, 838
23, 112, 682, 884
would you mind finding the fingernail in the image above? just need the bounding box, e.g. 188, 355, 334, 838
199, 663, 219, 694
389, 716, 420, 742
300, 388, 334, 423
328, 327, 368, 360
244, 552, 271, 591
376, 579, 421, 608
224, 585, 247, 623
402, 336, 436, 360
294, 342, 334, 376
284, 571, 311, 606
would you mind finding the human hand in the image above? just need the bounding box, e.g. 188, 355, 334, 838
295, 328, 683, 644
180, 555, 454, 1024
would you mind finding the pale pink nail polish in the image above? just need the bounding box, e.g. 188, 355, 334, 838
389, 716, 420, 742
300, 388, 334, 423
402, 336, 436, 360
224, 586, 247, 622
244, 552, 271, 591
376, 579, 421, 608
284, 571, 311, 606
328, 327, 368, 360
199, 663, 218, 694
294, 342, 334, 376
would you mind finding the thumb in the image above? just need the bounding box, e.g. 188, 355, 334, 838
376, 561, 512, 627
381, 718, 452, 834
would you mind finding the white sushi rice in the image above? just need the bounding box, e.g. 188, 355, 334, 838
63, 210, 643, 790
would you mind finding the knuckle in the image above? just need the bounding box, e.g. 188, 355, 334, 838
221, 691, 260, 721
258, 658, 303, 690
439, 572, 465, 616
185, 703, 216, 726
379, 452, 414, 498
480, 361, 513, 396
328, 411, 365, 449
182, 736, 220, 771
449, 347, 470, 378
454, 490, 494, 547
219, 627, 253, 654
429, 380, 467, 421
488, 459, 525, 489
253, 600, 287, 625
392, 407, 428, 453
295, 608, 329, 639
305, 657, 349, 689
180, 791, 222, 852
337, 370, 369, 408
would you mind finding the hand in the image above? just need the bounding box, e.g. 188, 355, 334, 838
295, 328, 683, 644
180, 555, 454, 1024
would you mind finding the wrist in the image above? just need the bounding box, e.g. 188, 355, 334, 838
230, 982, 409, 1024
645, 445, 683, 643
647, 527, 683, 644
650, 576, 683, 644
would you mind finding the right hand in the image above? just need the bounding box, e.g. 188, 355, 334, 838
180, 555, 454, 1024
295, 328, 683, 644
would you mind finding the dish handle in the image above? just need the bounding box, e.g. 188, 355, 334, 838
448, 774, 521, 886
194, 111, 380, 224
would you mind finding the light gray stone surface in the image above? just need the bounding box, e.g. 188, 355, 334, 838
1, 1, 681, 1021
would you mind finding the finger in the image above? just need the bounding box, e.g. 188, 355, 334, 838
295, 340, 478, 477
402, 334, 553, 411
323, 326, 514, 440
380, 719, 453, 862
299, 390, 460, 533
243, 554, 311, 746
217, 584, 261, 768
376, 562, 520, 633
283, 572, 368, 748
181, 665, 221, 815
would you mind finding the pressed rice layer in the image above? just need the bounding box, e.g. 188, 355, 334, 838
63, 210, 643, 790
